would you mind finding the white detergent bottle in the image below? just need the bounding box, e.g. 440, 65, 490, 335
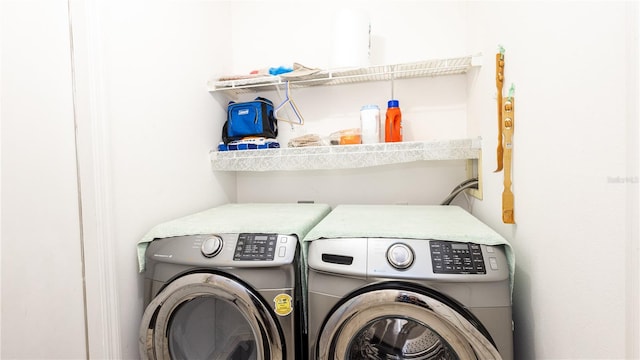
360, 104, 380, 144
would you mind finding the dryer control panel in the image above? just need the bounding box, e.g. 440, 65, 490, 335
430, 241, 485, 274
308, 238, 508, 281
233, 233, 279, 261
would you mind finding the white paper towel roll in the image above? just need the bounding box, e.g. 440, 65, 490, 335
330, 9, 370, 69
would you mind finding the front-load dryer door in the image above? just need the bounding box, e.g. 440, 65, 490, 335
317, 285, 501, 360
139, 272, 284, 360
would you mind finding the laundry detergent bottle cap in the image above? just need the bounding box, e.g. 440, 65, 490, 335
385, 99, 402, 142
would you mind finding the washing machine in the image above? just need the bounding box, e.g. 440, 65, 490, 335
138, 203, 331, 360
305, 205, 514, 360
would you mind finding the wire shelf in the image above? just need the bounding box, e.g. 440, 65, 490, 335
208, 54, 482, 95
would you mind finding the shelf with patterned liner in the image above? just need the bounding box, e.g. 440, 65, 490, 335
210, 138, 481, 172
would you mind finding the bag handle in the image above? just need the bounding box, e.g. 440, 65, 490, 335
254, 96, 273, 105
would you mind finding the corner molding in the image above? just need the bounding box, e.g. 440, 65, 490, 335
68, 0, 122, 357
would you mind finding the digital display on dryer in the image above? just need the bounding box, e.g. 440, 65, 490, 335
233, 233, 277, 261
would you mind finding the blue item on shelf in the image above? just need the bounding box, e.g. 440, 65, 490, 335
223, 97, 278, 144
269, 66, 294, 75
217, 138, 280, 151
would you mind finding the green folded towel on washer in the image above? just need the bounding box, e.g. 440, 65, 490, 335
303, 204, 515, 296
137, 203, 331, 272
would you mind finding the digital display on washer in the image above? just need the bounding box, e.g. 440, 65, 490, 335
450, 243, 468, 251
429, 240, 486, 274
233, 233, 277, 261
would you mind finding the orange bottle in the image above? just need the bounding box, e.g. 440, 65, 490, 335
385, 100, 402, 142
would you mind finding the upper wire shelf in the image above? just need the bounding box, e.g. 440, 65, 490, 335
208, 54, 482, 95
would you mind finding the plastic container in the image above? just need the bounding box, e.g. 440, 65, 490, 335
360, 104, 380, 144
384, 100, 402, 142
330, 128, 361, 145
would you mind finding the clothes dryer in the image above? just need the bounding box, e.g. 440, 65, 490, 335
305, 205, 514, 360
138, 203, 331, 360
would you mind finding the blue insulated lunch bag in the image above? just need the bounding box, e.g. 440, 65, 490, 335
222, 97, 278, 144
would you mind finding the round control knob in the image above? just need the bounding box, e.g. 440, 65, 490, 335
387, 243, 414, 270
201, 236, 223, 258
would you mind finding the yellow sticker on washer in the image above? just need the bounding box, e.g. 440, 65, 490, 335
273, 294, 293, 316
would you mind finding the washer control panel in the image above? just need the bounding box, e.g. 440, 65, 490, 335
146, 233, 297, 268
233, 233, 279, 261
430, 241, 486, 274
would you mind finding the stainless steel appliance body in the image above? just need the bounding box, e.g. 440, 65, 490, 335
307, 237, 513, 360
140, 232, 303, 360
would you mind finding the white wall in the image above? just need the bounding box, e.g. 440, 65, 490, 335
630, 4, 640, 357
233, 77, 474, 206
2, 0, 236, 358
231, 1, 639, 359
1, 0, 87, 358
228, 1, 475, 207
1, 1, 637, 359
466, 2, 636, 358
80, 1, 235, 357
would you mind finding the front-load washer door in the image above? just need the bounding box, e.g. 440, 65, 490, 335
139, 272, 284, 360
317, 284, 501, 360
